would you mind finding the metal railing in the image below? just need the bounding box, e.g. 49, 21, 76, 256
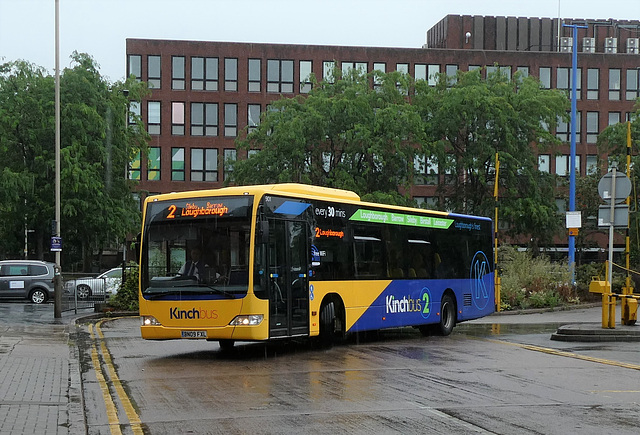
60, 265, 134, 314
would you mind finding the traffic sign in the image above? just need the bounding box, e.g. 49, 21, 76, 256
598, 171, 631, 204
598, 205, 629, 227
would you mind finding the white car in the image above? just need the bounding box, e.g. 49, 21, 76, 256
67, 267, 123, 299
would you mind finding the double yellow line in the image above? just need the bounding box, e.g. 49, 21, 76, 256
88, 318, 144, 435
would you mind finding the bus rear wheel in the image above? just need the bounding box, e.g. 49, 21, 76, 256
319, 301, 342, 346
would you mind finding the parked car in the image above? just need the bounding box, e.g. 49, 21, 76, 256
0, 260, 58, 304
66, 267, 123, 299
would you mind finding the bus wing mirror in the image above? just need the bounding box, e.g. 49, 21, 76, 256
259, 221, 269, 244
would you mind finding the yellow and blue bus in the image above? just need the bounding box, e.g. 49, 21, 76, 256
139, 184, 494, 348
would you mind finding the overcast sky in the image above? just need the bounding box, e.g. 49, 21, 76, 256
1, 0, 639, 82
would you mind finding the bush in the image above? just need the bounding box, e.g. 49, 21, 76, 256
109, 263, 139, 312
498, 246, 577, 311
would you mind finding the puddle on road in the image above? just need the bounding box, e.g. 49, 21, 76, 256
455, 322, 563, 337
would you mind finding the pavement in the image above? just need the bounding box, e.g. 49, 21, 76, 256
0, 301, 638, 435
0, 303, 87, 435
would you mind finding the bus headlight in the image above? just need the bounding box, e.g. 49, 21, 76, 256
141, 316, 162, 326
229, 314, 263, 326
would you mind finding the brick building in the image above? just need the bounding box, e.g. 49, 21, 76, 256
125, 15, 640, 252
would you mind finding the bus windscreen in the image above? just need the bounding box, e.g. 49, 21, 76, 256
141, 196, 253, 300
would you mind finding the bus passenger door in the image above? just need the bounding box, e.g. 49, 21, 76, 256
268, 219, 310, 338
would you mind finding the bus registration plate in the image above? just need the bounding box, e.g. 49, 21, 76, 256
181, 330, 207, 338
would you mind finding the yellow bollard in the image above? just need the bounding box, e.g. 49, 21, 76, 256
601, 293, 616, 329
623, 297, 638, 326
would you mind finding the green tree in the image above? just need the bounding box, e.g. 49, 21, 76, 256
231, 69, 427, 205
0, 60, 56, 258
415, 68, 569, 248
0, 54, 149, 270
597, 109, 640, 264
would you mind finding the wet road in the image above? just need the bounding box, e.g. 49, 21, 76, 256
78, 308, 640, 434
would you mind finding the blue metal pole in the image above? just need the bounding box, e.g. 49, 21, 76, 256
563, 23, 587, 284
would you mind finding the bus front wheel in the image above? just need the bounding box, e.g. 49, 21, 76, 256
437, 294, 456, 336
219, 339, 235, 350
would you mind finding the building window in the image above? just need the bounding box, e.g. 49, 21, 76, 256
557, 67, 581, 99
224, 149, 236, 181
445, 65, 458, 85
556, 154, 580, 176
191, 148, 217, 182
538, 154, 550, 173
415, 64, 427, 81
190, 103, 218, 136
300, 60, 313, 93
396, 63, 409, 75
516, 66, 529, 77
586, 111, 599, 144
129, 152, 141, 181
487, 65, 511, 80
148, 147, 161, 180
248, 104, 260, 132
323, 61, 336, 83
341, 62, 367, 76
469, 65, 481, 72
128, 55, 141, 81
414, 155, 438, 185
129, 101, 140, 127
373, 62, 386, 88
427, 64, 440, 86
608, 112, 621, 126
626, 69, 639, 100
171, 147, 185, 181
224, 103, 237, 137
555, 155, 568, 177
539, 67, 551, 89
586, 155, 598, 175
191, 57, 218, 91
171, 102, 184, 135
225, 58, 238, 92
267, 59, 294, 93
556, 112, 581, 142
248, 59, 261, 92
172, 56, 185, 90
587, 68, 599, 100
147, 101, 160, 135
609, 69, 621, 100
147, 55, 161, 89
556, 117, 568, 142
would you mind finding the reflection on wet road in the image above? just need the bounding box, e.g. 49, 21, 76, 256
79, 308, 640, 435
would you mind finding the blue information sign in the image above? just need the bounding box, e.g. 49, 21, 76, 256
51, 236, 62, 252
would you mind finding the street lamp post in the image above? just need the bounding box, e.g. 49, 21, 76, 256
54, 0, 62, 318
563, 23, 588, 285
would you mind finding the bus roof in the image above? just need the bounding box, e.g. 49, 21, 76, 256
144, 183, 491, 222
144, 183, 360, 204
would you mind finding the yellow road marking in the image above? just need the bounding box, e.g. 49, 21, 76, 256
97, 318, 144, 435
88, 324, 122, 435
487, 338, 640, 371
89, 318, 144, 435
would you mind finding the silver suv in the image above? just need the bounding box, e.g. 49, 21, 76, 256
0, 260, 58, 304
